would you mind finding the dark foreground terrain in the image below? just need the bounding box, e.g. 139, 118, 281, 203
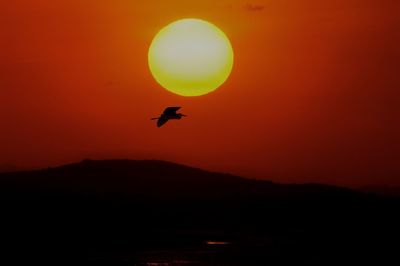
0, 160, 399, 265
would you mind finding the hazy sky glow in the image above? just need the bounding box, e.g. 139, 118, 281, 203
1, 0, 399, 187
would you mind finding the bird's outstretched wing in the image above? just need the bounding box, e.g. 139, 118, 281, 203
163, 106, 181, 115
157, 116, 169, 127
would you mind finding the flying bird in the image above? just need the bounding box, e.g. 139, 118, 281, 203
151, 107, 187, 127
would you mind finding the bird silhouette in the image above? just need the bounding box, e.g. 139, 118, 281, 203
151, 107, 187, 127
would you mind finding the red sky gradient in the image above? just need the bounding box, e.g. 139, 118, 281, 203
1, 0, 399, 187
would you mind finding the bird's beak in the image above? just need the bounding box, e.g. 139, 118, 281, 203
181, 114, 187, 117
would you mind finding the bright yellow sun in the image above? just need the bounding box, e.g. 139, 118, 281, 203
148, 19, 234, 97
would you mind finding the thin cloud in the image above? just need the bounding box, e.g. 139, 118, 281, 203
245, 3, 265, 11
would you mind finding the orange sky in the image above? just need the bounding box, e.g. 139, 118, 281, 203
1, 0, 399, 187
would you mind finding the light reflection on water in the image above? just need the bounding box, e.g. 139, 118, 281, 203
144, 261, 198, 266
135, 240, 232, 266
205, 241, 230, 246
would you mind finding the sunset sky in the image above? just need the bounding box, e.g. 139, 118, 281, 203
1, 0, 399, 187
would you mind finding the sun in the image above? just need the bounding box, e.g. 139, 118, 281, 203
148, 19, 234, 97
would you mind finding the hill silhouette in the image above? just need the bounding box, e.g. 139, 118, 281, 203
0, 159, 398, 265
0, 159, 362, 200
